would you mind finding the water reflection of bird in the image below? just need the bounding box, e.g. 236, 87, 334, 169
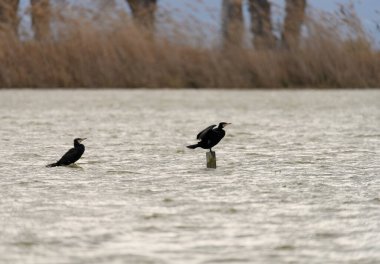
187, 122, 231, 151
46, 138, 86, 167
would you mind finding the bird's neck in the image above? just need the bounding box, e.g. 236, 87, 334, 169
74, 141, 81, 148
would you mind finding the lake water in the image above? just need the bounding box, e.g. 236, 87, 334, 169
0, 90, 379, 264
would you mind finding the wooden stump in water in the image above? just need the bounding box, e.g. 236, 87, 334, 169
206, 151, 216, 169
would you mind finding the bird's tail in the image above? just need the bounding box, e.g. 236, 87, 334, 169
187, 143, 199, 149
46, 163, 59, 167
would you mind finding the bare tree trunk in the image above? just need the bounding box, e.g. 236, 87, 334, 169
93, 0, 117, 10
282, 0, 306, 48
222, 0, 244, 48
0, 0, 20, 36
31, 0, 51, 40
249, 0, 276, 50
126, 0, 157, 31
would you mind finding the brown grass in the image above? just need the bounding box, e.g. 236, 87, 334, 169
0, 5, 379, 89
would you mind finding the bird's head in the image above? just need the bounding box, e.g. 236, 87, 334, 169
219, 122, 232, 128
74, 138, 87, 144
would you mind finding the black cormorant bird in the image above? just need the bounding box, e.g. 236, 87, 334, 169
187, 122, 231, 151
46, 138, 86, 167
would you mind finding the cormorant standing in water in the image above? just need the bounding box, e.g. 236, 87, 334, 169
47, 138, 86, 167
187, 122, 231, 151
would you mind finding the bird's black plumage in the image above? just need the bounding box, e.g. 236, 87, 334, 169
187, 122, 231, 151
47, 138, 86, 167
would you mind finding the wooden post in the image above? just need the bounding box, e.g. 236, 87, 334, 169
206, 151, 216, 169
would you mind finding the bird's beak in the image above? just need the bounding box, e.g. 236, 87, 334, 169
225, 123, 232, 127
81, 138, 87, 142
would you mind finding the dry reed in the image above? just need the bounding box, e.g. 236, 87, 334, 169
0, 5, 379, 89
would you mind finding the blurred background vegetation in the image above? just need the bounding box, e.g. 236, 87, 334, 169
0, 0, 379, 88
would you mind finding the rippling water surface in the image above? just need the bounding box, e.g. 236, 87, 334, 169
0, 90, 379, 264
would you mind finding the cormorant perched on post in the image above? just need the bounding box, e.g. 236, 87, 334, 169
187, 122, 231, 151
46, 138, 86, 167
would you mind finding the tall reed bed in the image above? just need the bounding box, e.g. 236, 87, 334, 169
0, 5, 378, 88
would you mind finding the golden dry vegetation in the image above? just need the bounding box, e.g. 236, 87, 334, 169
0, 5, 378, 88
